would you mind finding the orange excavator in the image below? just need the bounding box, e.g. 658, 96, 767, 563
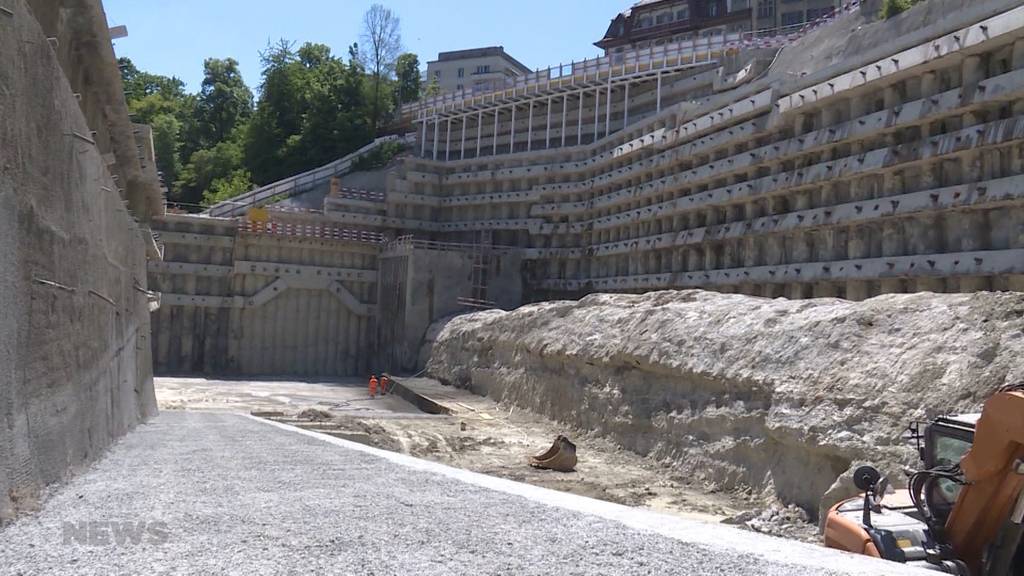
824, 387, 1024, 575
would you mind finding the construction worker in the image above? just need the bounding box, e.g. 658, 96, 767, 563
380, 374, 390, 396
368, 374, 379, 399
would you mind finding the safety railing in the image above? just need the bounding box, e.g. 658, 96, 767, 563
239, 219, 386, 245
331, 187, 387, 203
383, 235, 518, 254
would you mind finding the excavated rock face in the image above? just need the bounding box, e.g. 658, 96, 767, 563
425, 290, 1024, 518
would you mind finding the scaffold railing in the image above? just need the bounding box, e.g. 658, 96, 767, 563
383, 235, 517, 255
239, 219, 386, 245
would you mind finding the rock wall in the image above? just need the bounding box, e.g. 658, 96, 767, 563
425, 290, 1024, 517
0, 0, 158, 523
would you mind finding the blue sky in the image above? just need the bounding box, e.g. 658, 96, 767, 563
104, 0, 627, 92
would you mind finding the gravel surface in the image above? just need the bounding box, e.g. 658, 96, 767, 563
0, 412, 925, 575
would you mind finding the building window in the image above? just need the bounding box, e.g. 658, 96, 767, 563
676, 5, 690, 20
457, 67, 464, 78
434, 70, 441, 79
637, 15, 653, 28
474, 65, 491, 74
781, 10, 804, 26
731, 0, 750, 9
456, 84, 464, 91
758, 0, 776, 18
656, 11, 673, 24
708, 2, 719, 17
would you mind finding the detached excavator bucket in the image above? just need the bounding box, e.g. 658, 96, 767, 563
529, 435, 577, 472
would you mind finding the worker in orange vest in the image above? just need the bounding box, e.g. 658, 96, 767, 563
368, 374, 379, 399
380, 374, 390, 396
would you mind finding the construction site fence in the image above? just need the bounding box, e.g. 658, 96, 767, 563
330, 188, 387, 203
239, 220, 386, 245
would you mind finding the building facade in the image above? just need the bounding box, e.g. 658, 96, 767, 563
596, 0, 753, 56
595, 0, 841, 57
425, 47, 531, 95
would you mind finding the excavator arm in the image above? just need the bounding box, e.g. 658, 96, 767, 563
945, 390, 1024, 575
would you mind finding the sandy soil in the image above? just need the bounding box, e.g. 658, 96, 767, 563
155, 376, 819, 542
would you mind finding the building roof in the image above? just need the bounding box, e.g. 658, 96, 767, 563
595, 0, 752, 50
427, 46, 531, 75
620, 0, 675, 18
598, 0, 680, 48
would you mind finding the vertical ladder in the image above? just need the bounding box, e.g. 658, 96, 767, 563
469, 230, 492, 306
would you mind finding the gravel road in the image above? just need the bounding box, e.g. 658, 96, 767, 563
0, 411, 926, 575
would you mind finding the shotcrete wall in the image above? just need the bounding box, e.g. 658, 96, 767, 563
0, 0, 158, 523
425, 290, 1024, 518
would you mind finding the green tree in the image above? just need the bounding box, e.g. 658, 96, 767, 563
425, 75, 441, 97
360, 4, 402, 132
245, 40, 304, 184
119, 57, 186, 101
175, 128, 248, 205
119, 57, 192, 201
202, 169, 254, 206
196, 58, 253, 147
395, 52, 420, 106
245, 40, 375, 185
149, 114, 182, 193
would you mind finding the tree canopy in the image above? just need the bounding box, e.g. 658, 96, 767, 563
395, 52, 421, 106
360, 4, 402, 133
119, 6, 417, 212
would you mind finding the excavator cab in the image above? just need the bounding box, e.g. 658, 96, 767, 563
824, 390, 1024, 576
915, 415, 979, 525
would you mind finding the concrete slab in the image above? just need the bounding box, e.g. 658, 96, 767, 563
0, 412, 929, 575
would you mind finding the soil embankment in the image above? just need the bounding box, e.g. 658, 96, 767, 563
425, 290, 1024, 518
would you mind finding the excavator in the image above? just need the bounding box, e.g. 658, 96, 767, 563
824, 386, 1024, 575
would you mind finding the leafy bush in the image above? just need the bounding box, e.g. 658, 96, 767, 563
352, 140, 407, 172
201, 169, 254, 207
880, 0, 919, 19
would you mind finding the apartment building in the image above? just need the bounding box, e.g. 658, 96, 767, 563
425, 47, 531, 95
596, 0, 753, 56
595, 0, 841, 57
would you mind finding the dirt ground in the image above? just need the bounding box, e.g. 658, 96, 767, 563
155, 376, 819, 543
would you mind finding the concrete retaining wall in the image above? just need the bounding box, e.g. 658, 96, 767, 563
150, 215, 378, 376
0, 0, 158, 524
377, 245, 523, 373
